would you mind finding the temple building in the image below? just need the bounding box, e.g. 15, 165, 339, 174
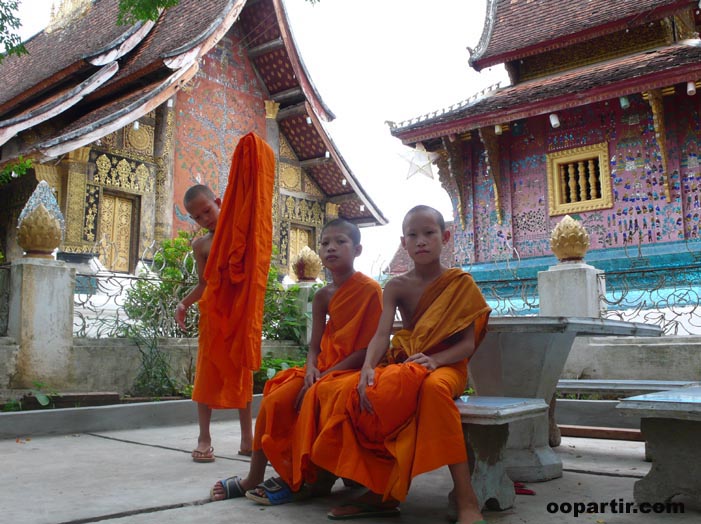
0, 0, 385, 275
390, 0, 701, 281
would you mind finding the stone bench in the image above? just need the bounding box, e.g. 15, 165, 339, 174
554, 380, 699, 435
617, 386, 701, 506
557, 379, 697, 397
456, 395, 548, 511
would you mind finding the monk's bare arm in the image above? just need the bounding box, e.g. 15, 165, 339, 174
175, 237, 208, 329
406, 323, 477, 369
357, 279, 401, 412
304, 287, 330, 386
362, 279, 401, 369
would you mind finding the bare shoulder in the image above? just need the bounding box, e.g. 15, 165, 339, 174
385, 272, 416, 295
312, 283, 334, 310
191, 233, 213, 255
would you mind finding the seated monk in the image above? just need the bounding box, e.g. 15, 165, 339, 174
310, 205, 491, 524
210, 219, 382, 504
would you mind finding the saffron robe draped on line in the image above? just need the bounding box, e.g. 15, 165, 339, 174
254, 272, 382, 490
193, 132, 275, 409
311, 268, 491, 501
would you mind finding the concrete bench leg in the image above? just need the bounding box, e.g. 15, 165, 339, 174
464, 422, 515, 511
634, 418, 701, 506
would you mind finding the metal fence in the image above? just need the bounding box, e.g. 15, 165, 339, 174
73, 251, 199, 338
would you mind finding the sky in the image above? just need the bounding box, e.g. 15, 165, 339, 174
15, 0, 509, 276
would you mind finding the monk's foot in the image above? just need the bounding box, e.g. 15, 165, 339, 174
238, 435, 253, 456
328, 491, 400, 520
210, 475, 252, 501
191, 440, 214, 463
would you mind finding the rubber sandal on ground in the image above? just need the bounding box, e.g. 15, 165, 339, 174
237, 449, 252, 457
245, 477, 311, 506
191, 446, 215, 463
211, 475, 246, 501
327, 502, 400, 520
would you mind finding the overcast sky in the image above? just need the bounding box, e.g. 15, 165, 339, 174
17, 0, 509, 275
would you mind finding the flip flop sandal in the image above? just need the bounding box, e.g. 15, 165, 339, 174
327, 502, 401, 520
211, 476, 246, 500
191, 446, 215, 463
237, 449, 253, 457
245, 477, 310, 506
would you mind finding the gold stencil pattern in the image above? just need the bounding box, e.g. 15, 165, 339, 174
279, 134, 297, 160
280, 163, 302, 191
66, 171, 86, 244
303, 173, 323, 197
283, 195, 324, 226
98, 194, 133, 272
125, 125, 154, 154
95, 154, 154, 193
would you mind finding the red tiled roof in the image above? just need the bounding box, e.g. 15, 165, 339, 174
470, 0, 693, 70
0, 0, 385, 226
394, 42, 701, 145
0, 0, 128, 113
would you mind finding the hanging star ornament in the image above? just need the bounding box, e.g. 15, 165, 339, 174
399, 142, 440, 179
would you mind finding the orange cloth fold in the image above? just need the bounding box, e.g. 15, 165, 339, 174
192, 132, 275, 409
311, 268, 491, 501
253, 272, 382, 490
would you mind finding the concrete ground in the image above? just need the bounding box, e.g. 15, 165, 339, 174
1, 411, 699, 524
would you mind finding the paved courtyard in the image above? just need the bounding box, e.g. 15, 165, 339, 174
1, 414, 698, 524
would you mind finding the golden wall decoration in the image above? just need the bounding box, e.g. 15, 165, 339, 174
279, 134, 297, 160
83, 184, 99, 243
546, 142, 613, 216
65, 171, 87, 244
94, 153, 154, 194
125, 124, 154, 154
325, 202, 339, 219
282, 196, 324, 226
303, 173, 323, 197
280, 162, 302, 191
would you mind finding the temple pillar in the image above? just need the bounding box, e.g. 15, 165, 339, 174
153, 99, 175, 243
61, 147, 91, 251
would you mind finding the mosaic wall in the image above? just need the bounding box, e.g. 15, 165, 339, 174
456, 93, 701, 263
172, 25, 266, 233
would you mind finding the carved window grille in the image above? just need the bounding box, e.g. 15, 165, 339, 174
547, 142, 613, 216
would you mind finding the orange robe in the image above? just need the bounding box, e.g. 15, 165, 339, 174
192, 132, 275, 409
254, 272, 382, 490
311, 268, 491, 501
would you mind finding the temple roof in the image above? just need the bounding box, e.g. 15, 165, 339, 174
470, 0, 694, 71
392, 41, 701, 147
0, 0, 385, 226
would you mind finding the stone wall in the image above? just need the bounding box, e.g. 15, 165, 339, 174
563, 335, 701, 381
2, 338, 303, 395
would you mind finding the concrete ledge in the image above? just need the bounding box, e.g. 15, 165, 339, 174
0, 394, 263, 439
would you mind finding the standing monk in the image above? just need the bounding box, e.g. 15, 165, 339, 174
176, 132, 275, 462
312, 205, 491, 524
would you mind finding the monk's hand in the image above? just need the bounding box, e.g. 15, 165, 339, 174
358, 366, 375, 413
406, 352, 439, 371
304, 366, 320, 389
175, 303, 188, 331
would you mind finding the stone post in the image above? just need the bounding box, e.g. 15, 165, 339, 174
537, 215, 604, 447
8, 180, 76, 389
8, 258, 75, 388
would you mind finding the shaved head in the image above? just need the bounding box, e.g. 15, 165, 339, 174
323, 218, 361, 245
403, 205, 446, 232
184, 184, 217, 207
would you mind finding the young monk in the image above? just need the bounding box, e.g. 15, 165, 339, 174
175, 132, 275, 463
311, 205, 491, 524
210, 218, 383, 503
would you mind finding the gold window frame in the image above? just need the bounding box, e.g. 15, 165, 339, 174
547, 142, 613, 216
